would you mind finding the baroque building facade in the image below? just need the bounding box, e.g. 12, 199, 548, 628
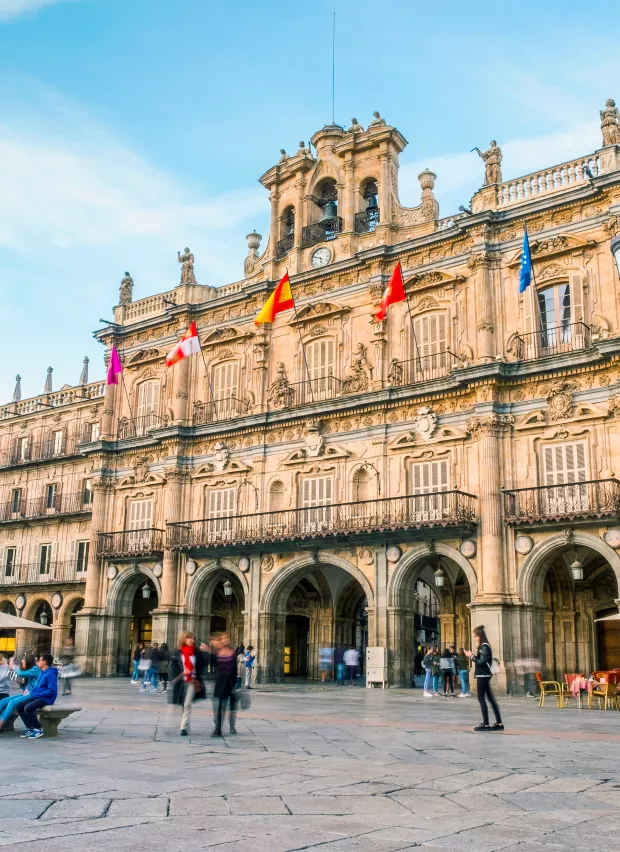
3, 106, 620, 691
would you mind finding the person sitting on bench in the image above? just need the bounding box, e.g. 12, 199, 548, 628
17, 654, 58, 740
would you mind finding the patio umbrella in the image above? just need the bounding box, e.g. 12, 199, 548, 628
594, 613, 620, 622
0, 612, 52, 630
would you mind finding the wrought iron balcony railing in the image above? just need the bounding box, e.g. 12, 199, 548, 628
117, 414, 167, 439
388, 350, 459, 387
354, 208, 380, 234
0, 434, 81, 469
167, 490, 477, 551
193, 397, 251, 426
285, 375, 343, 406
503, 479, 620, 524
513, 321, 591, 361
301, 217, 343, 248
0, 561, 87, 587
0, 492, 92, 524
275, 233, 295, 260
97, 528, 165, 558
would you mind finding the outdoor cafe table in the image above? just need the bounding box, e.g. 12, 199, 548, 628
570, 677, 604, 708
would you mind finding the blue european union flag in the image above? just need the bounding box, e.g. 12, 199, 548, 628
519, 227, 532, 293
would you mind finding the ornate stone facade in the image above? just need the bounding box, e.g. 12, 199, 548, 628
3, 104, 620, 692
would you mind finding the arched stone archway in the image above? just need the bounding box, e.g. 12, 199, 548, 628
104, 566, 161, 676
258, 554, 375, 683
387, 544, 477, 687
184, 559, 249, 647
517, 533, 620, 680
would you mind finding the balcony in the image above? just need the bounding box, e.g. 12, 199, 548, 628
117, 414, 167, 439
389, 350, 459, 387
354, 208, 380, 234
503, 479, 620, 525
0, 562, 86, 588
275, 233, 294, 260
193, 397, 251, 426
301, 217, 343, 248
285, 375, 343, 406
0, 434, 81, 469
513, 322, 591, 361
167, 491, 477, 552
0, 492, 92, 525
97, 528, 165, 558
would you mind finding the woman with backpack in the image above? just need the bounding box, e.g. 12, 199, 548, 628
465, 626, 503, 732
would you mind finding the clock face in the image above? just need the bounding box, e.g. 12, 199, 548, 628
311, 247, 331, 268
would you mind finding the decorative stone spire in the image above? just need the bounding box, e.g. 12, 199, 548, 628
79, 356, 89, 386
12, 375, 21, 403
244, 230, 262, 278
44, 366, 53, 394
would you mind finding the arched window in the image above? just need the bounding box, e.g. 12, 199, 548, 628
352, 468, 371, 502
302, 179, 342, 247
304, 338, 336, 401
355, 179, 379, 233
136, 380, 160, 434
269, 480, 286, 512
523, 274, 586, 359
276, 207, 295, 259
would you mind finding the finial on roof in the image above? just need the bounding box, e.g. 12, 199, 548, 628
44, 366, 53, 395
79, 356, 89, 386
12, 375, 21, 403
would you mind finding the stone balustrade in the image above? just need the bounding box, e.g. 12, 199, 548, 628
497, 154, 600, 207
0, 380, 105, 420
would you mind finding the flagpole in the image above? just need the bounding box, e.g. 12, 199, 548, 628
288, 271, 315, 404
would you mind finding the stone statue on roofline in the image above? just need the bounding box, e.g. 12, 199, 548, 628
296, 140, 310, 156
119, 271, 133, 305
369, 111, 386, 127
278, 149, 288, 163
348, 118, 363, 134
474, 140, 503, 185
177, 247, 197, 286
601, 99, 620, 146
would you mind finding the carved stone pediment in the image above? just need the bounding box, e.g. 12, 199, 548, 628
201, 326, 254, 350
507, 234, 596, 267
289, 301, 351, 331
192, 459, 252, 479
281, 443, 350, 466
125, 348, 164, 368
406, 269, 465, 292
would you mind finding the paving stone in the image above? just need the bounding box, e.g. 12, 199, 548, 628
107, 797, 169, 817
40, 798, 111, 819
0, 799, 54, 819
227, 796, 289, 815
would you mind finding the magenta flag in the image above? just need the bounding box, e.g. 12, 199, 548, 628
107, 345, 123, 385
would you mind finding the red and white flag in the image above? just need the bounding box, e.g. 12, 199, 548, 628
166, 321, 201, 367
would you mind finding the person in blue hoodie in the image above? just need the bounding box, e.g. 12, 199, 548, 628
0, 653, 41, 732
16, 654, 58, 739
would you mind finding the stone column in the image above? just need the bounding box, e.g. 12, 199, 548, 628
387, 605, 416, 687
172, 351, 190, 424
371, 318, 387, 389
343, 155, 355, 233
252, 329, 269, 413
374, 545, 389, 668
467, 252, 496, 363
269, 189, 280, 260
152, 467, 186, 646
101, 379, 116, 439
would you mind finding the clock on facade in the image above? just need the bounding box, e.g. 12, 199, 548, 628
311, 247, 331, 268
15, 594, 26, 611
51, 593, 63, 609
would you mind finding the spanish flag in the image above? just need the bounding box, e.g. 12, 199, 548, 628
255, 272, 295, 325
375, 262, 407, 321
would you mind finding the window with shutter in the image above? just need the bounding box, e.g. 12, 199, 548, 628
90, 422, 100, 442
411, 313, 447, 382
52, 430, 64, 455
4, 547, 16, 577
39, 543, 52, 575
136, 381, 160, 433
11, 488, 22, 515
82, 479, 92, 506
127, 499, 153, 551
46, 483, 58, 511
18, 437, 28, 462
207, 488, 235, 541
306, 339, 335, 400
212, 362, 239, 418
542, 441, 588, 515
76, 541, 89, 572
67, 540, 76, 572
411, 460, 449, 520
301, 476, 333, 531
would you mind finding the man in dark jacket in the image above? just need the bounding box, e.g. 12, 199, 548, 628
17, 654, 58, 739
211, 633, 238, 738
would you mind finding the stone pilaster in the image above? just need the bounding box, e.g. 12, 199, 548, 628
371, 318, 387, 389
467, 252, 497, 363
100, 379, 116, 439
172, 353, 190, 424
152, 468, 187, 646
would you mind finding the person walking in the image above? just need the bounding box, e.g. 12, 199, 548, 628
60, 637, 75, 696
244, 645, 256, 689
456, 647, 470, 696
139, 644, 153, 691
171, 631, 206, 736
131, 643, 143, 683
158, 643, 170, 693
440, 647, 456, 696
465, 626, 504, 732
422, 646, 433, 697
236, 647, 246, 690
343, 646, 360, 685
212, 633, 238, 737
319, 646, 332, 683
0, 656, 11, 702
148, 643, 161, 693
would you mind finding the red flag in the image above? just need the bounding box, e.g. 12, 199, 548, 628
375, 262, 406, 321
165, 321, 201, 367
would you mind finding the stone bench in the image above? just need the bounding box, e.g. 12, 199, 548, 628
5, 705, 81, 737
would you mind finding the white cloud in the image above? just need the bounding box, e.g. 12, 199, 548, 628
0, 0, 75, 21
399, 121, 600, 216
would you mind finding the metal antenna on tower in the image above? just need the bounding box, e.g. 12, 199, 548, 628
331, 9, 336, 124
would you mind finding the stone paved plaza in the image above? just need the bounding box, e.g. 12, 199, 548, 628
3, 680, 620, 850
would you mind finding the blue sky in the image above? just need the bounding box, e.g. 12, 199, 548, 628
0, 0, 618, 402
